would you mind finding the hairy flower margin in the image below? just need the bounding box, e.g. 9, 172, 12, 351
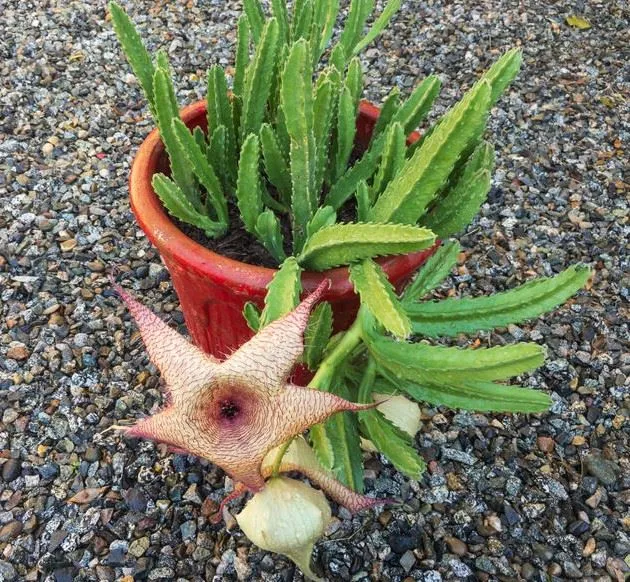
109, 277, 388, 513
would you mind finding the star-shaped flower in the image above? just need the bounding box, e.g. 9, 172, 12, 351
111, 279, 372, 492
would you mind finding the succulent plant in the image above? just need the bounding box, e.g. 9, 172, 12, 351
110, 0, 516, 276
108, 1, 593, 577
110, 251, 590, 576
110, 250, 591, 488
237, 244, 592, 488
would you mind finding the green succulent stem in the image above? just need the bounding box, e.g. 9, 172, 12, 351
357, 356, 377, 403
305, 312, 365, 474
308, 313, 364, 391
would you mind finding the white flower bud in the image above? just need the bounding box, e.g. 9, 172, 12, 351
361, 393, 421, 451
236, 477, 331, 581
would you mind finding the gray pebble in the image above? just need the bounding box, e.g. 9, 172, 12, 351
180, 520, 196, 540
541, 477, 569, 500
584, 454, 620, 486
449, 559, 472, 578
399, 549, 416, 573
441, 447, 477, 466
475, 555, 497, 574
148, 567, 176, 580
72, 333, 89, 348
0, 560, 17, 581
1, 460, 20, 482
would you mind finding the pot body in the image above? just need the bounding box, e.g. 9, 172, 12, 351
129, 100, 436, 361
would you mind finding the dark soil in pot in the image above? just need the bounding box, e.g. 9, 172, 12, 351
174, 204, 279, 268
174, 192, 359, 269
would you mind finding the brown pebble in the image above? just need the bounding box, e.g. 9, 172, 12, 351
446, 472, 464, 490
43, 304, 61, 315
378, 510, 392, 526
87, 260, 105, 272
5, 491, 22, 510
92, 535, 109, 555
7, 343, 29, 361
585, 488, 602, 508
0, 521, 23, 542
484, 514, 503, 533
548, 562, 562, 576
477, 521, 497, 537
136, 370, 151, 385
23, 514, 37, 533
67, 486, 108, 504
583, 537, 596, 557
59, 239, 77, 252
605, 557, 627, 581
445, 535, 467, 556
200, 496, 218, 518
49, 313, 65, 326
84, 446, 100, 462
537, 436, 555, 453
611, 415, 625, 429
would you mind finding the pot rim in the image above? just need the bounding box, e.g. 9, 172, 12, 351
129, 99, 432, 299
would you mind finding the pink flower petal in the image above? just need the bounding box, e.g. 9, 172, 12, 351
112, 278, 218, 403
220, 280, 329, 393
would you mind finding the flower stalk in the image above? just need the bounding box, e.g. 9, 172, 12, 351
308, 313, 364, 391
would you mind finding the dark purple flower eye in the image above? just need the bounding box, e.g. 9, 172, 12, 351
219, 399, 240, 420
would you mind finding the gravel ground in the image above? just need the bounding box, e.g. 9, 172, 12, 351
0, 0, 628, 580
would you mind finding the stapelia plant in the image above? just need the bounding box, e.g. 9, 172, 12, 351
109, 1, 593, 577
109, 278, 374, 495
111, 0, 518, 282
110, 277, 387, 578
110, 251, 590, 578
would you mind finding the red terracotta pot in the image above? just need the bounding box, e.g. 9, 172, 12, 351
129, 100, 437, 363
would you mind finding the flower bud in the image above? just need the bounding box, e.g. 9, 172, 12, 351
236, 477, 331, 581
361, 393, 421, 451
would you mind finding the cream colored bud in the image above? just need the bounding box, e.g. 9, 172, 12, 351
374, 393, 421, 436
361, 393, 421, 451
236, 477, 331, 581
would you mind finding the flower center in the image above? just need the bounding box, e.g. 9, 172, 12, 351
220, 399, 240, 420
